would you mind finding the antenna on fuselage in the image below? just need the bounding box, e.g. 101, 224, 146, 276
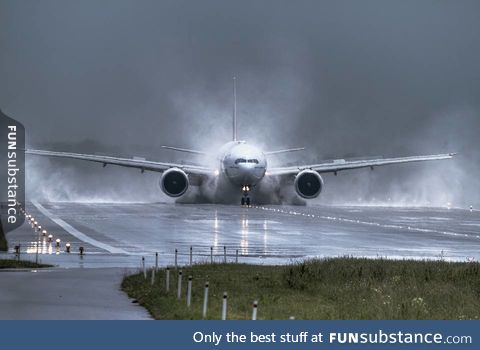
233, 76, 237, 141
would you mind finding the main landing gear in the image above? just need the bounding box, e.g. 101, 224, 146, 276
241, 185, 251, 206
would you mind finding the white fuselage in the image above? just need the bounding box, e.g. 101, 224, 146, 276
218, 141, 267, 187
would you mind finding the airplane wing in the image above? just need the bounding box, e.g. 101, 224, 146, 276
268, 153, 456, 177
25, 149, 215, 177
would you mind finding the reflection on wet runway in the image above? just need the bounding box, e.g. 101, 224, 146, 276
4, 202, 480, 268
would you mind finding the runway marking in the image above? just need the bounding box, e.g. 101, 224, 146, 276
31, 201, 130, 254
253, 206, 480, 240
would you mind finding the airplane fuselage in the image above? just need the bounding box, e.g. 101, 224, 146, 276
219, 141, 267, 187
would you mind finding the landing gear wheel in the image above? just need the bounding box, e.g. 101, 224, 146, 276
241, 184, 252, 206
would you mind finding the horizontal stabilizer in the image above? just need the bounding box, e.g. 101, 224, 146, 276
265, 147, 305, 156
161, 146, 207, 155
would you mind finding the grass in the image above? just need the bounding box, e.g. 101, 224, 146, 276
0, 259, 52, 269
121, 258, 480, 320
0, 237, 6, 252
0, 229, 7, 251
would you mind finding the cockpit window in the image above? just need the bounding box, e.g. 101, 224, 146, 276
235, 158, 259, 164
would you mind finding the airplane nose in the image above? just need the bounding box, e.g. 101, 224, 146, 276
238, 164, 252, 178
237, 163, 263, 184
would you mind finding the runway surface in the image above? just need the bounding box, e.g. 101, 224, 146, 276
3, 202, 479, 268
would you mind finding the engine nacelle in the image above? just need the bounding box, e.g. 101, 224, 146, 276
294, 170, 323, 199
160, 168, 189, 197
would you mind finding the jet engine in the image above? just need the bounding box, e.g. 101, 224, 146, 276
294, 170, 323, 199
160, 168, 189, 197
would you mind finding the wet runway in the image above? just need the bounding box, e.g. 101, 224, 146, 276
3, 202, 480, 268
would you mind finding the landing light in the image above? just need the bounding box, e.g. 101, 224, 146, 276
214, 169, 220, 176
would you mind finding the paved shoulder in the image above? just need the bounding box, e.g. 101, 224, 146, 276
0, 268, 151, 320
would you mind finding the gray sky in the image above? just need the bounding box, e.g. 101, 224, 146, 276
1, 0, 479, 205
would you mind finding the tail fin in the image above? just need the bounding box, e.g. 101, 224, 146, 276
233, 77, 237, 141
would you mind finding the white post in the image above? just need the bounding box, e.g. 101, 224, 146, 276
142, 256, 146, 279
35, 226, 40, 264
223, 246, 227, 263
235, 249, 239, 263
175, 249, 178, 269
252, 300, 258, 320
189, 246, 193, 266
221, 292, 228, 320
177, 270, 183, 299
202, 282, 209, 319
166, 267, 170, 292
151, 268, 155, 285
210, 246, 213, 264
187, 275, 192, 307
155, 252, 159, 272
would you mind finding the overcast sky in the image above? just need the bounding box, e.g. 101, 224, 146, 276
1, 0, 479, 205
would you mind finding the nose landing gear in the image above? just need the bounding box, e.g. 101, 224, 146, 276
241, 185, 251, 206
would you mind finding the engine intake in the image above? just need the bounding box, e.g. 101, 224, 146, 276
160, 168, 189, 197
294, 170, 323, 199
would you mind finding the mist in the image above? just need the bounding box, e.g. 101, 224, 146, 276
1, 0, 479, 206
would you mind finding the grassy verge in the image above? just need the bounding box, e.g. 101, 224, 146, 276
0, 224, 7, 251
0, 236, 6, 252
0, 259, 52, 269
122, 258, 480, 320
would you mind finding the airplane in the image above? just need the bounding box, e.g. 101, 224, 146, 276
25, 79, 455, 205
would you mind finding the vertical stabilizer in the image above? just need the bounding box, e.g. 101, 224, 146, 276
233, 77, 237, 141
